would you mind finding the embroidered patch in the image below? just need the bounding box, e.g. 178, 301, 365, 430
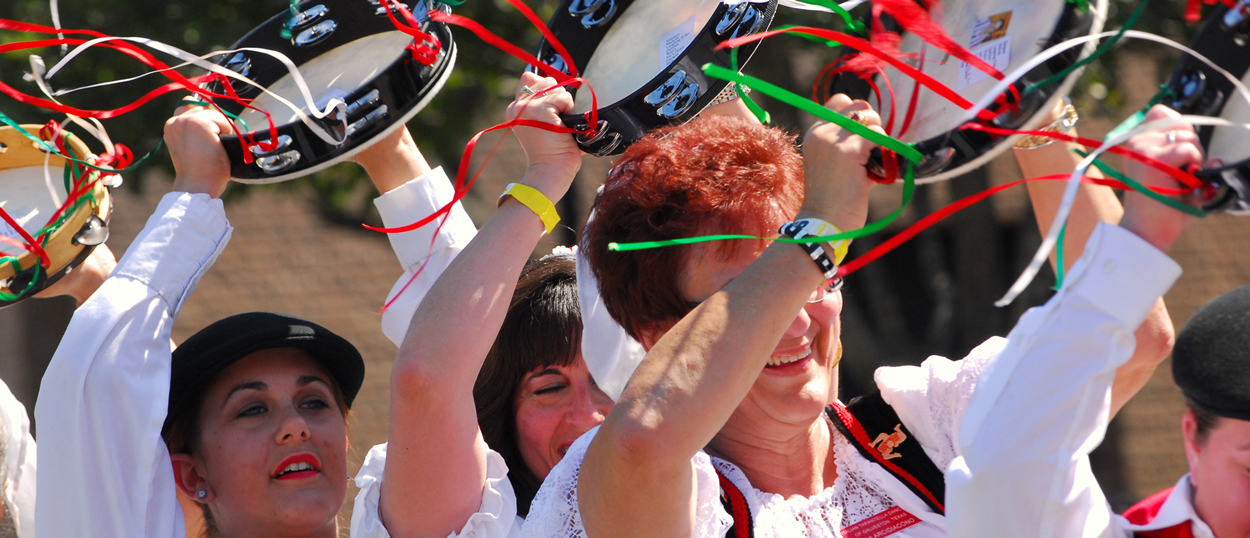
868, 424, 907, 460
841, 506, 921, 538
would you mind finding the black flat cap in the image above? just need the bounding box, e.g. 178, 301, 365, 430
165, 312, 365, 433
1173, 285, 1250, 421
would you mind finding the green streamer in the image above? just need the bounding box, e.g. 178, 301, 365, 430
1103, 86, 1175, 142
1054, 223, 1067, 289
609, 161, 916, 252
0, 111, 165, 175
1025, 0, 1149, 94
1075, 150, 1207, 217
0, 259, 41, 302
794, 0, 865, 35
703, 64, 923, 163
729, 47, 771, 124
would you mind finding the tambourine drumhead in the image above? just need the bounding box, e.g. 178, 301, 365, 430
237, 31, 418, 127
1207, 70, 1250, 167
537, 0, 777, 156
878, 1, 1066, 143
838, 0, 1106, 183
0, 125, 111, 304
574, 0, 724, 113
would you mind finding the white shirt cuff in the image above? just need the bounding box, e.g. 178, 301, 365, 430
112, 192, 232, 316
373, 167, 477, 270
1063, 223, 1182, 327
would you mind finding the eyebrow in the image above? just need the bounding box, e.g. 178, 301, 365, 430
298, 375, 332, 389
527, 368, 562, 382
225, 381, 268, 403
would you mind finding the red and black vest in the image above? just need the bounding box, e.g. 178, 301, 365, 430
715, 392, 946, 537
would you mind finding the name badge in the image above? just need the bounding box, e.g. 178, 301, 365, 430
840, 506, 921, 538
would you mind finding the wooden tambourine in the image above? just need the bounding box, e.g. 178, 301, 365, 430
0, 125, 111, 307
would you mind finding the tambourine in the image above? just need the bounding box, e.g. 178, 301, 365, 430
0, 125, 111, 307
206, 0, 457, 183
1164, 1, 1250, 214
830, 0, 1107, 183
532, 0, 778, 156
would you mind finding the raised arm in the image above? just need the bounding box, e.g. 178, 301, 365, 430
578, 96, 883, 537
378, 72, 581, 537
947, 104, 1198, 537
1014, 100, 1175, 417
35, 106, 234, 537
349, 126, 480, 347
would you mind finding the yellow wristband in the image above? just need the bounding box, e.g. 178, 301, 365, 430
802, 218, 851, 266
498, 183, 560, 234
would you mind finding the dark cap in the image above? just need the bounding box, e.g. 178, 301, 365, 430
164, 312, 365, 434
1173, 285, 1250, 421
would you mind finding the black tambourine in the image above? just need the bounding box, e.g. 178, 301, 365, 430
1164, 2, 1250, 214
829, 0, 1107, 183
531, 0, 779, 157
206, 0, 456, 183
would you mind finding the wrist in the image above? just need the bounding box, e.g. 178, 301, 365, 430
520, 164, 577, 203
172, 175, 227, 198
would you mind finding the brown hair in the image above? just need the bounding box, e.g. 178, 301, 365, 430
1186, 398, 1223, 447
473, 253, 582, 517
582, 114, 804, 341
160, 360, 351, 538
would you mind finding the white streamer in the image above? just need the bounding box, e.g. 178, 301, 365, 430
967, 30, 1250, 127
40, 36, 349, 145
955, 27, 1250, 305
996, 113, 1250, 307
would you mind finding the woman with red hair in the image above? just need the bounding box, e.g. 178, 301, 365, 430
520, 95, 1183, 537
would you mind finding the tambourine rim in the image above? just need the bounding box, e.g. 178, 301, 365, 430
227, 39, 458, 184
214, 0, 458, 183
0, 125, 112, 298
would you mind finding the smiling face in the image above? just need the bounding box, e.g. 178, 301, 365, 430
171, 348, 348, 538
1185, 412, 1250, 538
513, 355, 613, 478
671, 238, 842, 430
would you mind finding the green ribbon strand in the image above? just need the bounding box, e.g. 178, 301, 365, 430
609, 161, 916, 252
703, 64, 923, 163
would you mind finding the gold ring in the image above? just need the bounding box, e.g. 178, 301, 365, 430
519, 86, 537, 97
848, 112, 871, 127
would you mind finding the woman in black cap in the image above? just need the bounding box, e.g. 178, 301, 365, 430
34, 107, 365, 538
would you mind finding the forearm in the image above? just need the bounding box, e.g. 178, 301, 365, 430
1017, 126, 1120, 271
1017, 133, 1176, 418
581, 242, 820, 537
382, 169, 555, 537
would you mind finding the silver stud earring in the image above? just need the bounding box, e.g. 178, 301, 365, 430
197, 490, 207, 500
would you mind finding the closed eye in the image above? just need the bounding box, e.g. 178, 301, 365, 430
534, 384, 566, 396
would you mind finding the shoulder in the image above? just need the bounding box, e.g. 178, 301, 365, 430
873, 337, 1007, 469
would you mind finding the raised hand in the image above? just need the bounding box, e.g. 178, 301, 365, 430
1121, 105, 1202, 252
506, 72, 582, 202
800, 95, 885, 232
164, 104, 236, 198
